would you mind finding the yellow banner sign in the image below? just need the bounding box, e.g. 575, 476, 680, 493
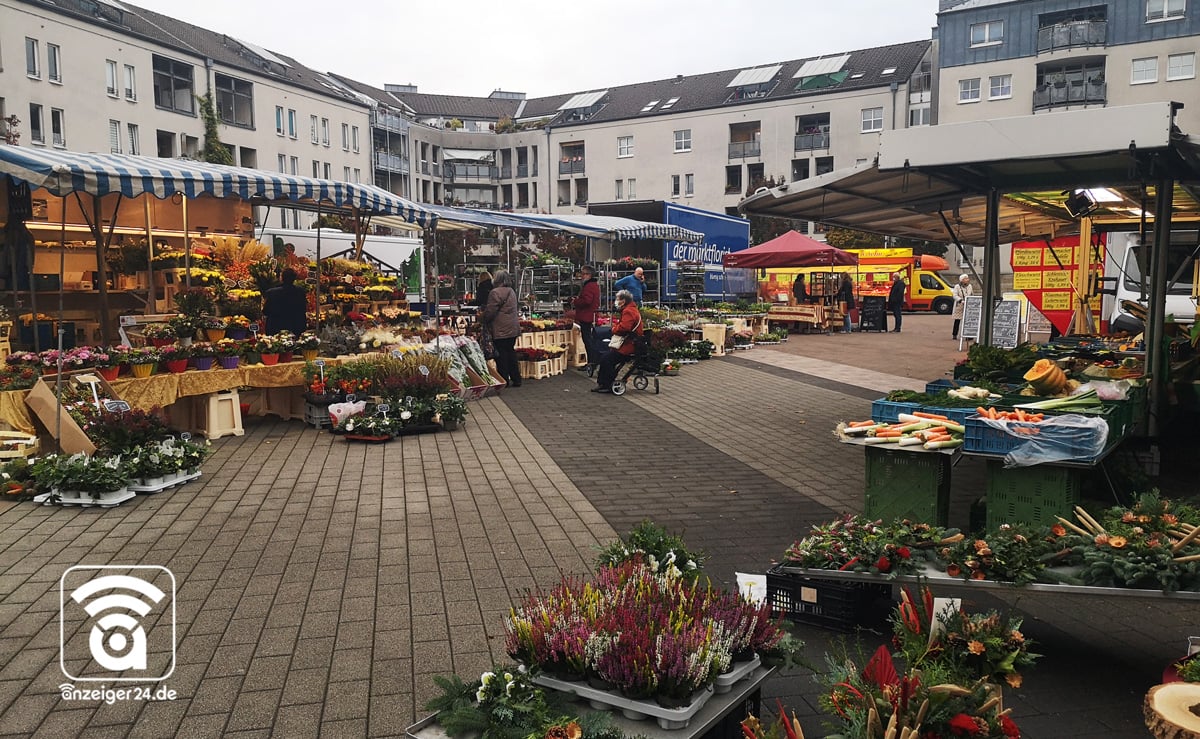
1041, 291, 1073, 311
1011, 249, 1043, 267
1042, 270, 1073, 288
1012, 271, 1043, 290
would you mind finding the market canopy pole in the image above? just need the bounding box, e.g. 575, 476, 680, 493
75, 191, 121, 345
1146, 174, 1175, 438
979, 188, 1001, 347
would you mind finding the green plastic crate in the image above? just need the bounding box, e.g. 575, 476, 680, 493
863, 446, 951, 526
984, 460, 1081, 529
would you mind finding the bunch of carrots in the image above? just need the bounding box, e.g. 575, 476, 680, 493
844, 411, 964, 449
974, 407, 1045, 423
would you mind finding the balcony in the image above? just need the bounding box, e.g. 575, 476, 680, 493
1037, 20, 1106, 53
517, 164, 529, 178
559, 159, 586, 175
1032, 81, 1106, 111
447, 163, 499, 181
728, 141, 761, 159
373, 151, 408, 173
420, 161, 430, 175
500, 166, 512, 179
370, 110, 407, 134
794, 131, 831, 151
431, 162, 441, 177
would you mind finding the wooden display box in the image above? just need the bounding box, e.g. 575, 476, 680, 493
24, 372, 119, 455
453, 367, 503, 400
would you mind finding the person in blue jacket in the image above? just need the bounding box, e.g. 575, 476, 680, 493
613, 267, 646, 305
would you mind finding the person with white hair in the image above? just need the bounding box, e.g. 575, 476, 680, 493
951, 273, 973, 340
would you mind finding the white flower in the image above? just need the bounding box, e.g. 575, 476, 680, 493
476, 688, 487, 702
503, 672, 513, 682
401, 410, 412, 421
480, 671, 495, 685
647, 554, 659, 572
667, 564, 682, 579
686, 560, 698, 570
505, 680, 515, 696
516, 663, 527, 674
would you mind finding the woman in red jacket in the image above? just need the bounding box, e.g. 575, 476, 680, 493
572, 265, 601, 368
592, 289, 643, 394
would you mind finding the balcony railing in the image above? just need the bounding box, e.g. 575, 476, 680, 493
559, 159, 586, 175
373, 151, 408, 173
370, 110, 407, 133
500, 166, 512, 179
431, 162, 441, 177
728, 141, 761, 159
1032, 81, 1106, 110
447, 163, 500, 181
1037, 20, 1106, 53
420, 161, 430, 175
794, 132, 831, 151
517, 164, 529, 178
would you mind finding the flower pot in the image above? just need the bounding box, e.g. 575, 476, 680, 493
587, 674, 616, 691
279, 351, 294, 363
244, 352, 261, 365
95, 366, 120, 381
139, 476, 166, 488
226, 327, 249, 340
191, 356, 216, 371
441, 419, 459, 432
655, 691, 700, 710
217, 356, 240, 370
178, 336, 194, 347
301, 349, 319, 362
164, 359, 189, 374
150, 338, 173, 348
260, 353, 280, 366
130, 362, 155, 378
205, 328, 226, 342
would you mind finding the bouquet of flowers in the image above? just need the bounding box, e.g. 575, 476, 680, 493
224, 315, 251, 330
295, 331, 322, 350
142, 323, 176, 341
188, 341, 216, 358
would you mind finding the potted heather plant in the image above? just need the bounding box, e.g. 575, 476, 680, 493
142, 322, 176, 347
200, 315, 227, 342
169, 314, 198, 343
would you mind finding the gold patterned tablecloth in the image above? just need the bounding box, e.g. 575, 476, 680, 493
241, 361, 308, 388
177, 368, 246, 397
108, 374, 181, 412
0, 390, 36, 435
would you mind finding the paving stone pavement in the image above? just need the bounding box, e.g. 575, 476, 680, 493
0, 312, 1190, 738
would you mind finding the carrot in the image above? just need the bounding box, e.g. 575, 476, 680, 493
873, 430, 904, 437
913, 411, 950, 420
975, 407, 990, 417
849, 420, 876, 427
925, 434, 954, 443
1015, 409, 1027, 422
924, 426, 947, 435
988, 407, 999, 420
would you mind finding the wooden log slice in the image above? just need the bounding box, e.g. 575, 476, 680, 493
1145, 683, 1200, 738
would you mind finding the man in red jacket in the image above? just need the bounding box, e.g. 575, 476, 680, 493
572, 265, 601, 368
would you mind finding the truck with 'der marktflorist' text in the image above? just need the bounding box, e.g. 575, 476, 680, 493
757, 248, 955, 312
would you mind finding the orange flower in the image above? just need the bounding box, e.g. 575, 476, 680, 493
1148, 537, 1162, 548
565, 722, 582, 739
1006, 672, 1023, 688
973, 539, 989, 552
1138, 515, 1152, 524
970, 569, 987, 580
1010, 630, 1025, 643
946, 563, 962, 577
1162, 513, 1179, 525
1108, 535, 1128, 549
968, 640, 985, 655
1051, 524, 1066, 536
1121, 511, 1136, 523
1094, 534, 1109, 546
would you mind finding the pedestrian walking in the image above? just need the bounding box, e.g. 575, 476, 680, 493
951, 274, 973, 340
482, 269, 522, 387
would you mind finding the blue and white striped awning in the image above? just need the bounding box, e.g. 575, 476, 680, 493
0, 146, 434, 227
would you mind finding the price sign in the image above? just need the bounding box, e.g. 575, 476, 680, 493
418, 365, 430, 376
103, 400, 131, 413
375, 403, 391, 417
180, 432, 192, 441
249, 322, 260, 335
313, 358, 326, 382
313, 359, 326, 367
990, 299, 1021, 350
345, 393, 357, 403
961, 295, 982, 341
391, 349, 403, 358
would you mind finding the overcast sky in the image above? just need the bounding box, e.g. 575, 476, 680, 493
126, 0, 940, 98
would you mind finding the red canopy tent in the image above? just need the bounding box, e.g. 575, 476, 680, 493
721, 230, 858, 268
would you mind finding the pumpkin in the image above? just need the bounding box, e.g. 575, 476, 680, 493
1023, 358, 1068, 394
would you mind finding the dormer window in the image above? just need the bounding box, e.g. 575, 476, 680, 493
557, 90, 607, 122
793, 54, 851, 91
640, 100, 660, 113
725, 65, 781, 103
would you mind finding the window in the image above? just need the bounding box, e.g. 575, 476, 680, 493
640, 100, 660, 112
105, 60, 118, 96
860, 107, 883, 132
152, 55, 194, 114
661, 97, 679, 109
671, 174, 681, 197
278, 153, 287, 172
47, 44, 61, 83
970, 20, 1004, 46
310, 115, 319, 143
323, 162, 332, 179
674, 129, 691, 152
287, 109, 297, 138
289, 156, 299, 175
26, 38, 39, 78
958, 78, 982, 102
275, 106, 285, 135
124, 64, 136, 100
344, 165, 352, 181
50, 108, 65, 146
684, 173, 694, 196
615, 179, 624, 199
341, 123, 349, 150
909, 104, 931, 127
1146, 0, 1186, 21
215, 73, 253, 127
989, 74, 1012, 99
351, 126, 360, 153
1168, 52, 1196, 79
28, 104, 44, 143
108, 119, 120, 153
320, 118, 330, 146
127, 123, 140, 155
312, 159, 320, 177
617, 135, 633, 158
1132, 57, 1158, 83
353, 168, 360, 183
627, 178, 636, 198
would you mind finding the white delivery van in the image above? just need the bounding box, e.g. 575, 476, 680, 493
1103, 231, 1198, 334
257, 227, 425, 300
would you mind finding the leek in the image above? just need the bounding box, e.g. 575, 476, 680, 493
1015, 388, 1100, 411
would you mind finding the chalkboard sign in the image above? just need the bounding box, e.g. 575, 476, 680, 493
859, 296, 887, 332
961, 296, 982, 341
103, 400, 131, 413
1026, 305, 1052, 335
990, 299, 1021, 349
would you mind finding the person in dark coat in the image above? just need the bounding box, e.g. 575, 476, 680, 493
572, 265, 601, 368
792, 274, 809, 305
837, 273, 856, 333
482, 269, 522, 387
474, 271, 493, 310
886, 272, 906, 333
263, 268, 308, 336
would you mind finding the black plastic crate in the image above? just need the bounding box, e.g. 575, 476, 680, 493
766, 566, 894, 633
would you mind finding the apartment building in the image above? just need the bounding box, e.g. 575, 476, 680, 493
934, 0, 1200, 130
1, 0, 372, 229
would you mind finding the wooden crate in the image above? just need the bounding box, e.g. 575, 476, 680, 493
0, 431, 39, 459
520, 360, 553, 380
